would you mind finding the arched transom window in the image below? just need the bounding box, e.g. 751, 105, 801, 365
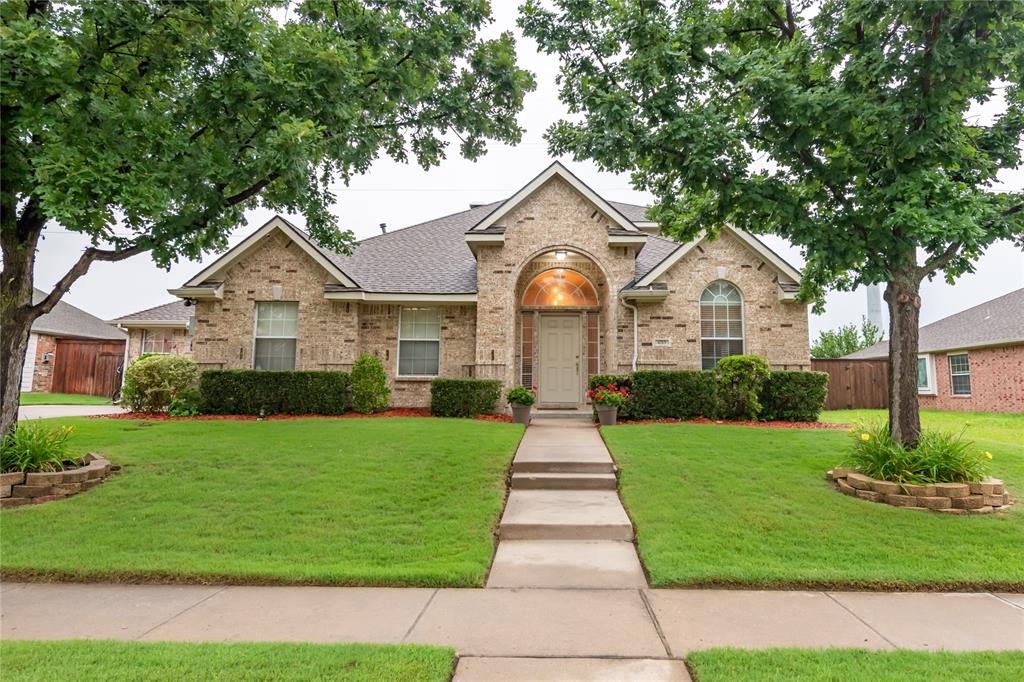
522, 269, 598, 307
700, 281, 743, 369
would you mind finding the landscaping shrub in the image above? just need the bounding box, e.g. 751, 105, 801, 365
430, 378, 501, 418
506, 385, 536, 406
588, 374, 635, 420
200, 370, 350, 416
844, 422, 991, 484
628, 370, 718, 420
1, 422, 75, 472
120, 355, 198, 413
759, 371, 829, 422
715, 355, 769, 420
168, 388, 203, 417
350, 354, 390, 414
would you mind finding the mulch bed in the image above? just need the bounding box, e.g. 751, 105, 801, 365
94, 409, 513, 423
616, 416, 847, 430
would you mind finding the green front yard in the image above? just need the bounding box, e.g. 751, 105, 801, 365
688, 648, 1024, 682
1, 640, 454, 682
19, 392, 111, 405
602, 409, 1024, 590
0, 417, 522, 586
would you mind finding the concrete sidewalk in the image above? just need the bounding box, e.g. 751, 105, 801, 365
17, 404, 125, 420
3, 583, 1021, 655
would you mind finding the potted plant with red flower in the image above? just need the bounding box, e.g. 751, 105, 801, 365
506, 385, 536, 425
588, 384, 628, 426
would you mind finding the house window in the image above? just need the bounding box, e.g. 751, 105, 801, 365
587, 312, 600, 375
254, 302, 298, 370
917, 355, 935, 394
700, 281, 743, 370
142, 329, 173, 354
521, 312, 534, 387
948, 353, 971, 395
398, 307, 440, 376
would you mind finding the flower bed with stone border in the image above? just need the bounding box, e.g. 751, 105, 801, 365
0, 454, 117, 510
827, 468, 1011, 514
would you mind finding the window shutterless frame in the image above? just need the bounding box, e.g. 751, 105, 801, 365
141, 329, 173, 354
397, 306, 441, 377
917, 354, 936, 394
252, 301, 298, 370
947, 352, 971, 396
699, 281, 745, 370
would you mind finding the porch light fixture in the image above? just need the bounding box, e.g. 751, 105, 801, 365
555, 250, 567, 261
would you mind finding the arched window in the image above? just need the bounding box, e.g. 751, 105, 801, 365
700, 281, 743, 369
522, 269, 598, 307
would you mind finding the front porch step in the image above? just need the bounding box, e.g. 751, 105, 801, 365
498, 490, 634, 541
511, 460, 615, 475
486, 540, 647, 588
511, 472, 618, 490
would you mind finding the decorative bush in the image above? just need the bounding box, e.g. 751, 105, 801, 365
430, 378, 501, 418
350, 354, 390, 414
629, 370, 718, 420
844, 422, 991, 484
120, 355, 198, 413
506, 385, 536, 406
200, 370, 350, 416
715, 355, 769, 420
1, 422, 75, 473
588, 384, 629, 407
759, 371, 829, 422
168, 388, 203, 417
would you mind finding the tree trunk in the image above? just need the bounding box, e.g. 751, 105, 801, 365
0, 307, 33, 435
884, 275, 923, 447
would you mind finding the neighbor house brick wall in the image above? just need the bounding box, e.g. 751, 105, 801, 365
125, 327, 193, 365
618, 230, 810, 372
921, 345, 1024, 413
30, 334, 57, 392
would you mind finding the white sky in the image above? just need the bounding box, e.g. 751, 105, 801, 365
33, 4, 1023, 340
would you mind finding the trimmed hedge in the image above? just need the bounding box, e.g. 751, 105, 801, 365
430, 378, 502, 418
200, 370, 350, 416
760, 371, 829, 422
630, 370, 718, 420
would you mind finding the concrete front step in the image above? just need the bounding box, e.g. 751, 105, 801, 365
454, 657, 691, 681
487, 540, 647, 588
498, 490, 634, 541
511, 460, 614, 474
511, 472, 617, 490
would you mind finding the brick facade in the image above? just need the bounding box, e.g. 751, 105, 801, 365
189, 177, 810, 409
30, 334, 57, 393
125, 327, 193, 366
920, 345, 1024, 413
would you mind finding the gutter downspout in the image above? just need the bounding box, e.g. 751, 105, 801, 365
620, 295, 639, 372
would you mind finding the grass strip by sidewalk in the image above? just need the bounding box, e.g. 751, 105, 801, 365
0, 640, 455, 682
1, 417, 522, 587
19, 392, 111, 405
603, 416, 1023, 590
687, 648, 1024, 682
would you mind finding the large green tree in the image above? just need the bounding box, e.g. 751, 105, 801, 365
811, 318, 883, 359
1, 0, 533, 432
521, 0, 1023, 445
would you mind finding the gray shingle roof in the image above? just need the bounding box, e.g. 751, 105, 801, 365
609, 201, 652, 223
845, 287, 1024, 359
111, 300, 192, 325
31, 289, 126, 341
633, 235, 682, 283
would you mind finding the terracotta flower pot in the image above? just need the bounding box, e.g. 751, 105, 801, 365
596, 405, 618, 426
511, 404, 532, 425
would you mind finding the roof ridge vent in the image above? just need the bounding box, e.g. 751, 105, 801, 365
469, 202, 487, 209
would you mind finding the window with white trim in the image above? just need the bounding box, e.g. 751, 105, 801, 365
142, 329, 173, 354
398, 307, 440, 376
254, 302, 298, 370
700, 281, 744, 370
917, 355, 935, 394
948, 353, 971, 395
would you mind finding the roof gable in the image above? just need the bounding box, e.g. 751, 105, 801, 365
469, 161, 639, 233
111, 300, 192, 327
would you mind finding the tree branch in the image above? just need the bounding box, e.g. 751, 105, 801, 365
224, 172, 280, 206
30, 242, 149, 318
922, 241, 962, 274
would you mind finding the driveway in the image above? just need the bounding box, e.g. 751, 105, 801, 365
17, 405, 126, 420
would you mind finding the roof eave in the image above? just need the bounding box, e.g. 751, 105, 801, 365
170, 284, 223, 300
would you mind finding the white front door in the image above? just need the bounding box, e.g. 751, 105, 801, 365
539, 315, 580, 405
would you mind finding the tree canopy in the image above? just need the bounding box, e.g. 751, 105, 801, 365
811, 318, 884, 359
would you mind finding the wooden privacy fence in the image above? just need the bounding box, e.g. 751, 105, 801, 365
810, 358, 889, 410
51, 339, 126, 397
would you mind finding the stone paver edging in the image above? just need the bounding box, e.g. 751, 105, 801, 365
1, 454, 117, 509
829, 468, 1012, 514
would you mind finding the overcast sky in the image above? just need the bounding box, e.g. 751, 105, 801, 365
33, 4, 1023, 340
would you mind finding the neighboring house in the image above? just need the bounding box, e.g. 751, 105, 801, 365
169, 162, 810, 409
845, 288, 1024, 412
110, 300, 194, 366
23, 288, 126, 396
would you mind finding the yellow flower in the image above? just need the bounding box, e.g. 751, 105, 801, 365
860, 433, 871, 442
984, 452, 993, 460
847, 427, 856, 434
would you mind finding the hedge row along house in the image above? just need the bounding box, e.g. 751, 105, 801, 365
138, 163, 809, 409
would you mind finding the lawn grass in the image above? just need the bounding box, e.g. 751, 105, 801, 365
687, 648, 1024, 682
822, 409, 1024, 451
602, 411, 1024, 590
19, 392, 111, 405
0, 417, 523, 586
0, 640, 455, 682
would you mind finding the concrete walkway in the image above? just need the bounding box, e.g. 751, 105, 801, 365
17, 404, 125, 420
2, 583, 1022, 678
488, 416, 648, 589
